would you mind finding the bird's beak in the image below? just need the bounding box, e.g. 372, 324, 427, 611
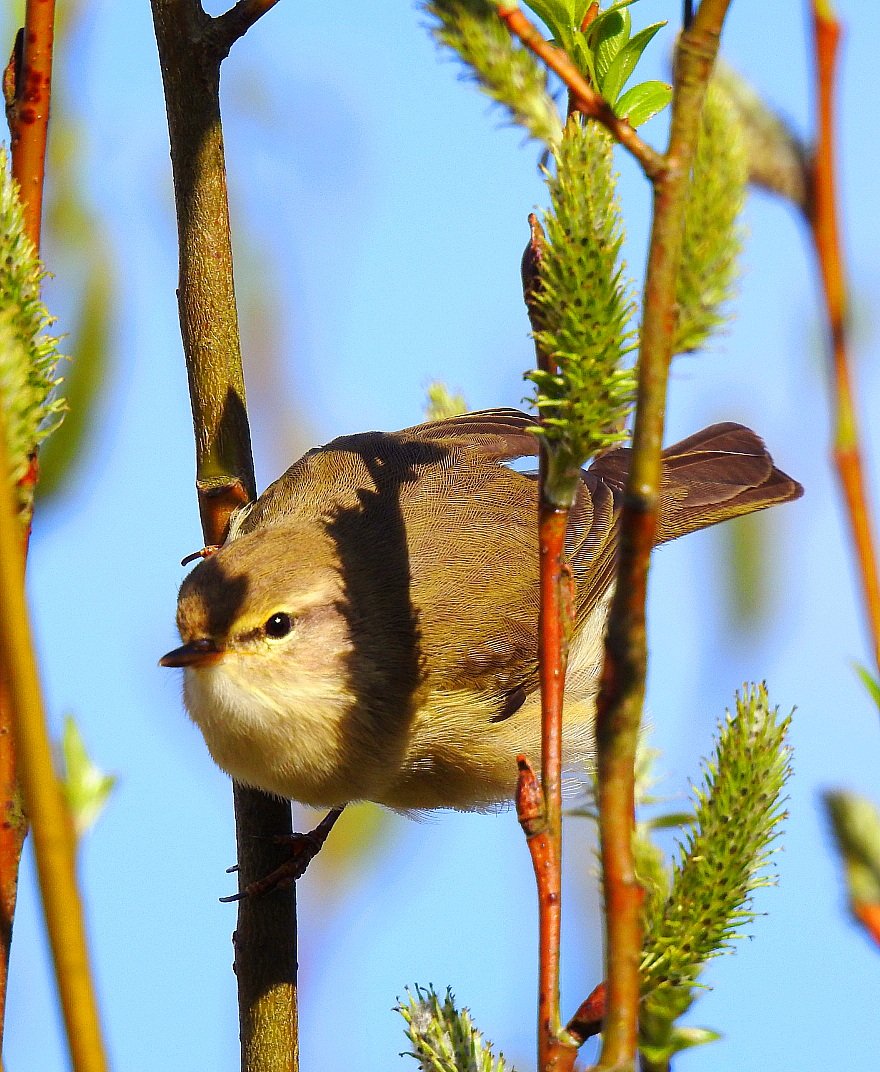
159, 637, 224, 668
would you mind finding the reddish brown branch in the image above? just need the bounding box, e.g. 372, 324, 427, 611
567, 981, 606, 1044
214, 0, 283, 54
0, 2, 56, 1044
853, 903, 880, 949
5, 1, 55, 251
496, 4, 665, 178
516, 759, 578, 1072
591, 4, 732, 1067
808, 4, 880, 673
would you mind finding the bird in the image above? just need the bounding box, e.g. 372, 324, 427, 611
160, 408, 802, 813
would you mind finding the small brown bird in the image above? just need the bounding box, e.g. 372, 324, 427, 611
161, 409, 801, 812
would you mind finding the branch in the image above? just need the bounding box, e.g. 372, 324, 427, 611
214, 0, 283, 55
496, 4, 665, 178
0, 412, 107, 1072
4, 1, 55, 250
520, 215, 579, 1072
592, 3, 732, 1069
150, 2, 298, 1069
808, 2, 880, 672
0, 0, 56, 1039
516, 759, 579, 1072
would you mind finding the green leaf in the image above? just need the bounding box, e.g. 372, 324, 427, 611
643, 811, 695, 832
824, 791, 880, 907
671, 1026, 722, 1052
523, 0, 575, 41
571, 0, 594, 26
591, 7, 631, 86
601, 21, 666, 104
640, 1027, 720, 1064
854, 663, 880, 713
615, 79, 672, 126
60, 716, 116, 837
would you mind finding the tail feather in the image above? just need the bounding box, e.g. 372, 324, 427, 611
588, 422, 803, 545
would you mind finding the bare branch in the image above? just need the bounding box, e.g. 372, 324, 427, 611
214, 0, 283, 54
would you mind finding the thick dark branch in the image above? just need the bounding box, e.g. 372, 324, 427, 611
214, 0, 283, 55
150, 3, 298, 1069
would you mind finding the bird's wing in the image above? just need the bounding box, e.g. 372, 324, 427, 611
397, 407, 539, 463
567, 422, 803, 626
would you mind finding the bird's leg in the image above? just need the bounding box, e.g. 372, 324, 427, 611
220, 807, 344, 902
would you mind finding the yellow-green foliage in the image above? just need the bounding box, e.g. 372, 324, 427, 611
674, 81, 748, 355
0, 147, 65, 512
399, 986, 513, 1072
422, 0, 562, 147
425, 381, 468, 420
639, 685, 791, 1062
526, 119, 636, 505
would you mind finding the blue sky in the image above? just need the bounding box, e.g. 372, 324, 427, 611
6, 2, 880, 1069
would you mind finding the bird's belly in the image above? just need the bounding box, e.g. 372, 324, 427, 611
181, 662, 375, 807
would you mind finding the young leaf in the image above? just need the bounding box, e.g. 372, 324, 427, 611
601, 21, 666, 105
523, 0, 575, 42
854, 663, 880, 713
591, 6, 631, 85
615, 79, 672, 126
60, 716, 116, 838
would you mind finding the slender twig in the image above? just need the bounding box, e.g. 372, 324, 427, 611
516, 759, 579, 1072
0, 411, 107, 1072
150, 3, 298, 1069
5, 1, 55, 250
214, 0, 283, 54
520, 215, 582, 1072
496, 4, 665, 179
808, 2, 880, 672
592, 4, 732, 1068
0, 1, 56, 1042
853, 903, 880, 949
536, 503, 572, 1069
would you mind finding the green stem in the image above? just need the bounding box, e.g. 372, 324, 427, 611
0, 411, 108, 1072
593, 4, 732, 1069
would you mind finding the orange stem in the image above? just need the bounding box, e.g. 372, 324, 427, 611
809, 3, 880, 672
7, 1, 55, 250
0, 1, 56, 1044
853, 902, 880, 949
496, 4, 664, 178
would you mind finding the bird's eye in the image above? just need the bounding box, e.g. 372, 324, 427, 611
264, 612, 293, 639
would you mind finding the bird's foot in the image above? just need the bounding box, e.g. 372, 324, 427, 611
220, 807, 344, 902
